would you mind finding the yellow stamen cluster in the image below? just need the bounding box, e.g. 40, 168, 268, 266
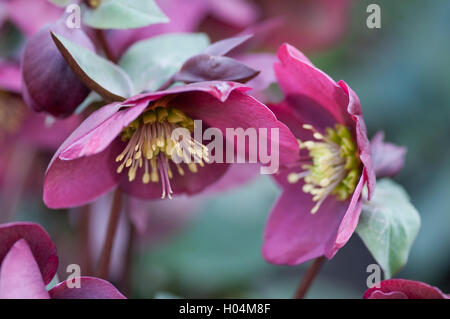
116, 106, 210, 191
288, 124, 361, 214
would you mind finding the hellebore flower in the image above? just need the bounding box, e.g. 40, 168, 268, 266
0, 222, 125, 299
263, 44, 376, 265
363, 279, 449, 299
22, 17, 95, 118
43, 81, 299, 208
370, 131, 407, 178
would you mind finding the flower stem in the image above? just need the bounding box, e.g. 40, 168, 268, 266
119, 219, 136, 295
294, 257, 326, 299
97, 189, 122, 279
95, 29, 116, 63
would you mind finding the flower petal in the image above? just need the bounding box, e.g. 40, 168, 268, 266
328, 175, 365, 257
0, 222, 58, 285
268, 97, 337, 138
44, 139, 122, 209
363, 279, 449, 299
275, 43, 349, 124
59, 102, 148, 160
370, 131, 407, 178
127, 80, 251, 104
120, 161, 229, 199
0, 239, 50, 299
338, 80, 376, 199
49, 277, 126, 299
263, 182, 348, 265
174, 89, 300, 167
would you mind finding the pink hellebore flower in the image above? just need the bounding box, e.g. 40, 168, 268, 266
0, 222, 125, 299
44, 81, 299, 208
263, 44, 376, 265
363, 279, 449, 299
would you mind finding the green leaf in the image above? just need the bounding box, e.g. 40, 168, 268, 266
51, 32, 134, 101
83, 0, 169, 30
119, 33, 210, 93
356, 179, 421, 278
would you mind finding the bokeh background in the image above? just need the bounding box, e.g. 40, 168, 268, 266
1, 0, 449, 298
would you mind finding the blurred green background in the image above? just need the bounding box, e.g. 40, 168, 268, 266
12, 0, 450, 298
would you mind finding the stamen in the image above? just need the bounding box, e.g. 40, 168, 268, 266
115, 106, 210, 199
289, 123, 361, 214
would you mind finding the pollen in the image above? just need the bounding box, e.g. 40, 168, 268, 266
288, 123, 361, 214
116, 105, 210, 199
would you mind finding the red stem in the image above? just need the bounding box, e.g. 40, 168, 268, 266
294, 257, 326, 299
96, 189, 122, 279
119, 220, 136, 295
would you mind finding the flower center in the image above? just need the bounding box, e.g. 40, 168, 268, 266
288, 124, 361, 214
0, 92, 25, 143
116, 105, 210, 199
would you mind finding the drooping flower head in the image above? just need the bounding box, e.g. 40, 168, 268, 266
364, 279, 449, 299
0, 222, 125, 299
263, 44, 375, 265
44, 81, 298, 208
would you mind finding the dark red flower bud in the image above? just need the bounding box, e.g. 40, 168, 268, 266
22, 19, 95, 118
174, 54, 259, 84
